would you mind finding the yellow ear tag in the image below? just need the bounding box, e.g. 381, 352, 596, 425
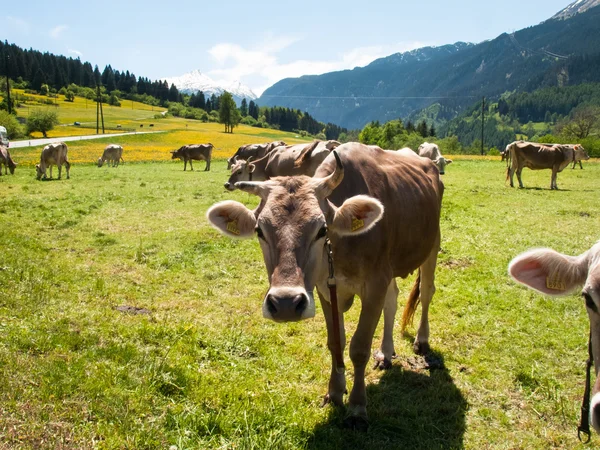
351, 218, 365, 232
546, 272, 566, 291
226, 220, 240, 235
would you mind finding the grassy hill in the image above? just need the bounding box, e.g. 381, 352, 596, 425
4, 90, 310, 165
0, 159, 599, 448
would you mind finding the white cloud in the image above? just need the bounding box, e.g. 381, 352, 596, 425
7, 16, 30, 34
68, 48, 82, 57
50, 25, 68, 39
206, 38, 431, 96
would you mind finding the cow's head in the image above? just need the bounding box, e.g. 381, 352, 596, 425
35, 164, 43, 180
97, 157, 104, 167
8, 159, 16, 174
509, 241, 600, 434
208, 152, 384, 322
574, 145, 590, 162
435, 156, 452, 175
170, 149, 182, 160
224, 157, 255, 191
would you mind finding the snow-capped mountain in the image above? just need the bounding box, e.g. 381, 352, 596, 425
162, 70, 257, 105
551, 0, 600, 20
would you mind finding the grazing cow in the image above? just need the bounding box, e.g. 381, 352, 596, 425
418, 142, 452, 175
0, 145, 17, 175
509, 240, 600, 435
506, 141, 588, 190
98, 144, 124, 167
36, 142, 70, 180
226, 140, 286, 169
208, 143, 443, 425
171, 143, 213, 171
224, 140, 340, 190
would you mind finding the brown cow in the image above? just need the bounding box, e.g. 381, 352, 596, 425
171, 143, 213, 171
509, 240, 600, 434
208, 143, 443, 425
227, 140, 286, 169
36, 142, 70, 180
0, 145, 17, 175
506, 141, 588, 190
224, 140, 340, 190
98, 144, 124, 167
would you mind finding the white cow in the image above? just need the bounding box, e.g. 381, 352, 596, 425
418, 142, 452, 175
98, 144, 124, 167
36, 142, 70, 180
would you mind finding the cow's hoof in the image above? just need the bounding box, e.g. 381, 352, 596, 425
373, 350, 395, 370
413, 341, 430, 355
321, 392, 344, 407
343, 414, 369, 431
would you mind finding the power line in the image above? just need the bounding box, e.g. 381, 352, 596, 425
259, 94, 478, 100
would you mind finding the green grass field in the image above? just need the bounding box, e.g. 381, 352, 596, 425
0, 157, 599, 449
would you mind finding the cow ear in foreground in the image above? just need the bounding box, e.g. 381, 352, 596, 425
206, 201, 256, 238
508, 249, 587, 297
330, 195, 384, 237
446, 158, 453, 165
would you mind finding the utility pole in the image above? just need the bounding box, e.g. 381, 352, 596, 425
96, 85, 100, 134
5, 54, 12, 115
481, 96, 485, 155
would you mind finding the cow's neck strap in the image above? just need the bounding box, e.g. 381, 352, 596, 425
578, 330, 593, 443
249, 171, 253, 182
325, 236, 345, 373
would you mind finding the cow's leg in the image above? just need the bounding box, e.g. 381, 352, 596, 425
183, 160, 187, 171
189, 159, 194, 171
579, 161, 583, 169
551, 167, 558, 190
508, 165, 515, 187
58, 164, 62, 180
414, 230, 440, 355
49, 165, 53, 179
516, 167, 524, 188
347, 280, 388, 425
65, 162, 70, 179
318, 290, 346, 407
373, 279, 399, 370
205, 158, 210, 171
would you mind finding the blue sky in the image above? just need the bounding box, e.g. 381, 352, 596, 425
4, 0, 574, 95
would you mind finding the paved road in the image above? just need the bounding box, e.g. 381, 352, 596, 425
10, 131, 166, 148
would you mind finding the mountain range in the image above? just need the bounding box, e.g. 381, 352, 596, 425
258, 0, 600, 129
162, 70, 257, 105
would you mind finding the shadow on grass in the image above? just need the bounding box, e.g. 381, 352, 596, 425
305, 351, 466, 450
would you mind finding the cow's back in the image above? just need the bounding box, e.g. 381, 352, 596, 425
315, 143, 443, 278
42, 143, 67, 164
512, 143, 571, 171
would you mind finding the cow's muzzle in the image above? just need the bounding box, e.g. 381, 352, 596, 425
263, 288, 314, 322
224, 182, 235, 191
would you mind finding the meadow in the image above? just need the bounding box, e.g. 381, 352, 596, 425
0, 149, 599, 449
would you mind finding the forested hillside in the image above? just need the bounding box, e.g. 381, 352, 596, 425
259, 5, 600, 130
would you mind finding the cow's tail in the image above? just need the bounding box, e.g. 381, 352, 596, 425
401, 269, 421, 333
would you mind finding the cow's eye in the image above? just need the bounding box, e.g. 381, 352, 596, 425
255, 226, 264, 239
315, 226, 328, 240
237, 170, 242, 175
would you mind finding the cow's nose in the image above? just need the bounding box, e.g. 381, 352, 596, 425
440, 171, 445, 175
265, 293, 308, 322
224, 182, 232, 190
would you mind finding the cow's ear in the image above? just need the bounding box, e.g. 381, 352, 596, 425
330, 195, 384, 237
206, 201, 256, 239
446, 158, 453, 164
508, 248, 588, 297
248, 163, 256, 174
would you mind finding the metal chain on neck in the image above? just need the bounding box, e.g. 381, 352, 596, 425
578, 331, 593, 443
325, 235, 344, 373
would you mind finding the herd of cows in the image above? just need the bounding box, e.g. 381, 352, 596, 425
0, 135, 598, 436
